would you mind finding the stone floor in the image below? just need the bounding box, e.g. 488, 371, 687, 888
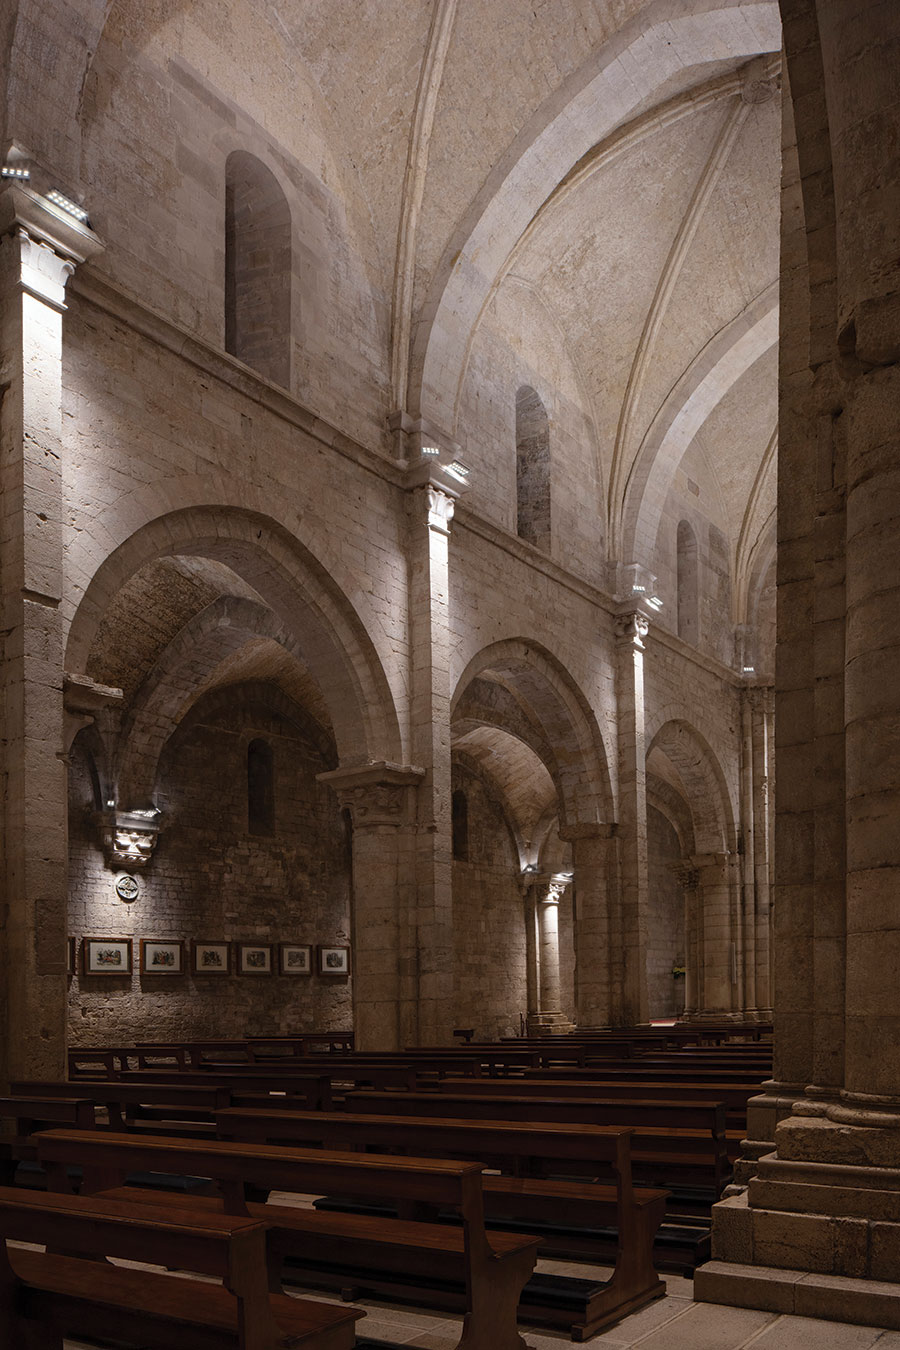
54, 1189, 900, 1350
63, 1264, 900, 1350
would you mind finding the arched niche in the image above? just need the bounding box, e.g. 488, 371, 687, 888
225, 150, 292, 388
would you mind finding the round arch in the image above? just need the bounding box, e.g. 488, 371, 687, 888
65, 503, 403, 770
451, 638, 613, 828
646, 716, 736, 854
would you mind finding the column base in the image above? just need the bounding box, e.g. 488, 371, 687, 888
696, 1257, 900, 1330
703, 1112, 900, 1328
526, 1012, 575, 1035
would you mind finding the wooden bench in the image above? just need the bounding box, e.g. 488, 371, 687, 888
36, 1128, 544, 1350
340, 1089, 730, 1195
12, 1079, 233, 1130
0, 1096, 95, 1186
443, 1075, 756, 1126
213, 1107, 670, 1323
0, 1183, 363, 1350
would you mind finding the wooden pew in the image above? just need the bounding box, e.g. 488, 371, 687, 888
340, 1089, 730, 1194
12, 1079, 233, 1130
0, 1183, 363, 1350
433, 1074, 757, 1129
213, 1107, 674, 1314
36, 1128, 541, 1350
0, 1096, 95, 1185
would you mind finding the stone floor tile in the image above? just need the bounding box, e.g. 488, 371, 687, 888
628, 1301, 777, 1349
745, 1317, 888, 1350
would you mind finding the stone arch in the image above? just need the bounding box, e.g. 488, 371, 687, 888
515, 384, 551, 550
620, 285, 778, 562
65, 504, 403, 771
225, 150, 292, 387
114, 596, 329, 806
451, 638, 612, 828
647, 717, 735, 854
409, 0, 782, 434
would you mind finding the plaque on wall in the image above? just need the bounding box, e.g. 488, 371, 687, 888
115, 874, 140, 902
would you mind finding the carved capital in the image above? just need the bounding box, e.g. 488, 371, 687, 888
0, 181, 103, 308
543, 881, 568, 905
96, 809, 160, 869
614, 610, 649, 649
318, 761, 424, 829
424, 484, 455, 534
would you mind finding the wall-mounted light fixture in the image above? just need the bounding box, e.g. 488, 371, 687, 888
1, 165, 30, 180
446, 460, 470, 482
46, 188, 89, 223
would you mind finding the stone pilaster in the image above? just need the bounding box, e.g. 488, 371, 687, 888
673, 862, 701, 1020
0, 181, 102, 1086
405, 461, 465, 1044
685, 851, 741, 1018
318, 762, 423, 1050
614, 609, 650, 1025
560, 822, 618, 1029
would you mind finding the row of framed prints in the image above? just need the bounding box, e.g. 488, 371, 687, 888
71, 937, 351, 978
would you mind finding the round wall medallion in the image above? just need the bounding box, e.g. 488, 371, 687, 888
115, 873, 140, 902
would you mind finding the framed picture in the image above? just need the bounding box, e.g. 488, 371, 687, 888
191, 940, 231, 976
140, 939, 184, 975
238, 943, 273, 975
83, 937, 132, 977
279, 943, 312, 975
318, 944, 351, 976
66, 936, 76, 976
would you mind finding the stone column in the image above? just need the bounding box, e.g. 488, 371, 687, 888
613, 609, 651, 1025
538, 882, 563, 1016
0, 181, 102, 1086
697, 6, 900, 1319
750, 686, 774, 1017
318, 762, 423, 1051
685, 852, 741, 1018
560, 823, 618, 1029
673, 862, 701, 1019
405, 462, 465, 1044
519, 873, 540, 1026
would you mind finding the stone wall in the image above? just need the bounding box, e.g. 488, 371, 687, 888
67, 684, 352, 1044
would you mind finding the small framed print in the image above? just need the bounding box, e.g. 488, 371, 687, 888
192, 940, 231, 976
238, 943, 273, 975
83, 937, 132, 977
66, 936, 76, 976
318, 944, 351, 976
279, 943, 312, 975
140, 939, 184, 976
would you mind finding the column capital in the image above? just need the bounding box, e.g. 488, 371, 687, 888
0, 180, 103, 306
405, 464, 466, 536
614, 608, 650, 649
318, 761, 424, 828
